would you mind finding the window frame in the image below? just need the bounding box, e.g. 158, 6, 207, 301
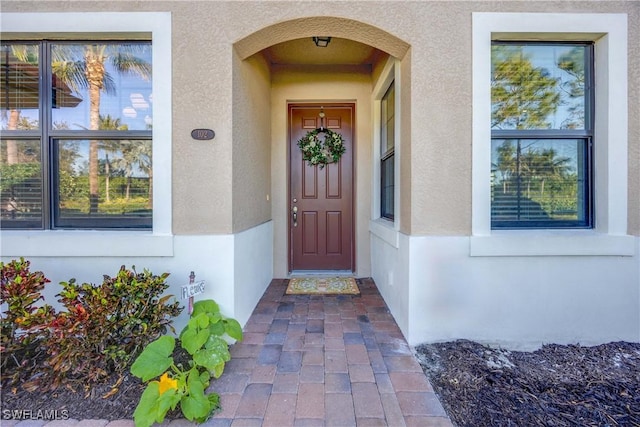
380, 81, 395, 221
1, 39, 154, 230
0, 12, 173, 257
471, 12, 633, 257
490, 41, 595, 229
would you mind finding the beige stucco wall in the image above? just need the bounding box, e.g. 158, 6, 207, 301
232, 51, 272, 233
2, 0, 638, 237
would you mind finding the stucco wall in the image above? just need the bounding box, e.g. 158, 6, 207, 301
232, 51, 272, 233
3, 0, 637, 237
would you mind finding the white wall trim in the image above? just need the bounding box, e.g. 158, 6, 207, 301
471, 12, 629, 256
0, 12, 173, 256
369, 218, 399, 248
470, 231, 635, 257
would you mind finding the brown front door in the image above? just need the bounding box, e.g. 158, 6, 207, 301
289, 104, 354, 271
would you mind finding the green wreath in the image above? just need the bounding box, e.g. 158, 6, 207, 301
297, 128, 346, 169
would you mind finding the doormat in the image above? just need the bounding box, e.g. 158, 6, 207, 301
286, 277, 359, 295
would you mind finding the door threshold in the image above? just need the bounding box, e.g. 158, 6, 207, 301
289, 270, 354, 278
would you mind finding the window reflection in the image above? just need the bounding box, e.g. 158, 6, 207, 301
1, 44, 41, 131
57, 139, 152, 222
0, 139, 42, 226
491, 139, 587, 225
491, 44, 586, 131
51, 43, 152, 131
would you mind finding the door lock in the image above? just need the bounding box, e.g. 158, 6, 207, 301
292, 206, 298, 227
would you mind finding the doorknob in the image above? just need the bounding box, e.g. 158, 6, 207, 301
292, 206, 298, 227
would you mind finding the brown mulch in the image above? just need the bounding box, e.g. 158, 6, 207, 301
415, 340, 640, 427
0, 346, 191, 422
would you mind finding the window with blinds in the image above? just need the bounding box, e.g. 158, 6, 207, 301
491, 42, 593, 229
1, 41, 153, 230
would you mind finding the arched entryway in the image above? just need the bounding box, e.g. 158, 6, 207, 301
232, 17, 410, 278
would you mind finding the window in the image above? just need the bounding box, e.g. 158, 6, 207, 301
1, 40, 153, 229
471, 12, 632, 257
491, 42, 593, 229
380, 81, 395, 220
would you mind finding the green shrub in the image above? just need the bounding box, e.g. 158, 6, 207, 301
131, 299, 243, 426
45, 266, 183, 389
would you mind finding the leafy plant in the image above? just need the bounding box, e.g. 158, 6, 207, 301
44, 266, 182, 389
131, 299, 243, 426
0, 258, 55, 369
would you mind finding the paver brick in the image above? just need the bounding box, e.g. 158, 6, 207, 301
396, 392, 448, 417
348, 363, 375, 382
75, 420, 109, 427
103, 421, 134, 427
346, 344, 370, 364
325, 393, 356, 426
355, 418, 388, 426
277, 350, 302, 373
405, 416, 454, 427
212, 393, 241, 419
389, 371, 434, 392
384, 356, 423, 372
257, 344, 283, 366
295, 383, 324, 419
14, 421, 46, 427
272, 372, 300, 393
325, 350, 348, 373
300, 364, 324, 383
352, 382, 384, 419
229, 419, 262, 427
263, 393, 296, 427
234, 383, 272, 418
302, 349, 324, 365
374, 373, 394, 393
42, 420, 79, 427
325, 372, 351, 393
380, 392, 407, 427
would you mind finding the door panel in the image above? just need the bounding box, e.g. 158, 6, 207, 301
289, 104, 354, 271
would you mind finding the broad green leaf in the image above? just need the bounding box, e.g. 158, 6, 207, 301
223, 318, 243, 341
181, 370, 210, 421
212, 361, 225, 379
205, 336, 231, 362
196, 312, 209, 329
193, 348, 225, 372
133, 382, 160, 427
181, 327, 208, 355
131, 336, 175, 381
199, 370, 211, 387
192, 299, 219, 317
209, 312, 222, 324
209, 320, 225, 337
156, 388, 181, 423
180, 328, 197, 354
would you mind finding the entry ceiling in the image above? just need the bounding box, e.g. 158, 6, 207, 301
263, 37, 385, 66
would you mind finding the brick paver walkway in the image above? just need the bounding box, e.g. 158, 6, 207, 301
5, 278, 452, 427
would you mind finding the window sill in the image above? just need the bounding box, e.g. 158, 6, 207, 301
0, 230, 174, 257
470, 230, 635, 257
369, 218, 399, 248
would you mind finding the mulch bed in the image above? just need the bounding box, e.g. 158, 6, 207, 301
1, 368, 147, 421
1, 346, 192, 421
415, 340, 640, 427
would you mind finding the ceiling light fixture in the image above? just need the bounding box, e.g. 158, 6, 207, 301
313, 36, 332, 47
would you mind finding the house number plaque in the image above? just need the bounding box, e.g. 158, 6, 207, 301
191, 128, 215, 140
